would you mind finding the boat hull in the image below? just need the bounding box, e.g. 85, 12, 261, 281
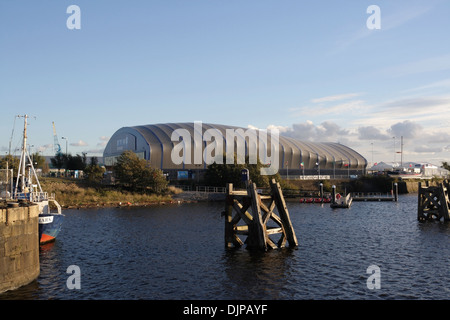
39, 213, 64, 244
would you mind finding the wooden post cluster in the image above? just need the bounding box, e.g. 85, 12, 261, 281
224, 179, 298, 251
417, 180, 450, 222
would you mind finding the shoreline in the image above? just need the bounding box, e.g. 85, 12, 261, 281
40, 176, 431, 211
60, 197, 202, 210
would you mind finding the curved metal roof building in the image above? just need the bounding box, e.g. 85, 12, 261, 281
103, 122, 367, 178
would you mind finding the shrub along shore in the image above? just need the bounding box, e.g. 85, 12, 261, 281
40, 177, 180, 209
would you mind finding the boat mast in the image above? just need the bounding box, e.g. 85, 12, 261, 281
14, 115, 43, 198
15, 115, 28, 194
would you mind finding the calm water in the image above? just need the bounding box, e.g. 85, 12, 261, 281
1, 194, 449, 300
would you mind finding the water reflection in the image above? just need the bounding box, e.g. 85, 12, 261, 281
1, 195, 449, 300
222, 248, 297, 299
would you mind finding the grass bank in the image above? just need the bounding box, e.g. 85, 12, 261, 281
40, 177, 178, 209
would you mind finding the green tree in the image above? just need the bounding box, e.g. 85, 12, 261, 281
31, 152, 49, 174
114, 151, 168, 192
442, 161, 450, 171
0, 154, 20, 173
204, 154, 282, 188
66, 153, 87, 170
83, 157, 105, 185
50, 153, 66, 171
51, 153, 87, 171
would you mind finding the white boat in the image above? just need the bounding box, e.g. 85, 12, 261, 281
13, 115, 64, 244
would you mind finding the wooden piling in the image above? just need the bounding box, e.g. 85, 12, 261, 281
246, 182, 267, 250
224, 180, 298, 251
417, 180, 450, 222
270, 179, 298, 247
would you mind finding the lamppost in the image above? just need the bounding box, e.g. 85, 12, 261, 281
286, 161, 289, 180
61, 137, 68, 156
371, 142, 374, 167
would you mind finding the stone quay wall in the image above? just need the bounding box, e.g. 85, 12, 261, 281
0, 204, 40, 293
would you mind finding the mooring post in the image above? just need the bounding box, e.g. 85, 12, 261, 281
225, 183, 240, 248
394, 183, 398, 202
331, 185, 336, 205
417, 182, 423, 221
270, 179, 298, 247
438, 182, 450, 221
417, 181, 450, 222
223, 179, 299, 251
246, 182, 267, 251
319, 183, 323, 202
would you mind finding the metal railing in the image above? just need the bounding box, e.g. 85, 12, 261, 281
172, 185, 226, 193
14, 191, 52, 202
195, 186, 226, 193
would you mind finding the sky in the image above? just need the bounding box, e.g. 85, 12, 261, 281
1, 0, 450, 167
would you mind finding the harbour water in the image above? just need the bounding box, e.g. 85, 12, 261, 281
1, 194, 449, 300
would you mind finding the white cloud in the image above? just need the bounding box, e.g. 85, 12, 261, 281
289, 92, 367, 120
311, 93, 362, 103
403, 78, 450, 94
97, 136, 110, 147
413, 145, 444, 154
36, 144, 53, 153
70, 140, 88, 147
277, 120, 352, 144
358, 126, 391, 141
356, 94, 450, 129
388, 120, 423, 139
267, 124, 290, 133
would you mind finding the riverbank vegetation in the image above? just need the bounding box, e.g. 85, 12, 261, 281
40, 177, 177, 208
41, 151, 173, 208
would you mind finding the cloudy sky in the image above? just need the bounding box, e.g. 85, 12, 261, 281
1, 1, 449, 166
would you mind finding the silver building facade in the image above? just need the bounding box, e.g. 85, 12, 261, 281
103, 123, 367, 179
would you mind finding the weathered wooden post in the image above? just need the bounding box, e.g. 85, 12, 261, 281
443, 180, 450, 221
417, 182, 423, 221
246, 182, 267, 250
438, 182, 450, 221
270, 179, 298, 247
224, 183, 243, 248
223, 179, 298, 251
319, 183, 323, 202
417, 180, 450, 222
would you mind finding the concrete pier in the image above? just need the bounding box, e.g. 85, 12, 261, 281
0, 203, 40, 294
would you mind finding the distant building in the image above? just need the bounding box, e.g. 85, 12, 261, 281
367, 161, 449, 178
103, 123, 368, 180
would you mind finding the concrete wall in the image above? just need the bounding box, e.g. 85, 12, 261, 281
0, 204, 40, 294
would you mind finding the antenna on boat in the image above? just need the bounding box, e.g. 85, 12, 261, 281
8, 115, 19, 156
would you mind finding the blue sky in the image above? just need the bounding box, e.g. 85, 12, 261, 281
1, 0, 449, 166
